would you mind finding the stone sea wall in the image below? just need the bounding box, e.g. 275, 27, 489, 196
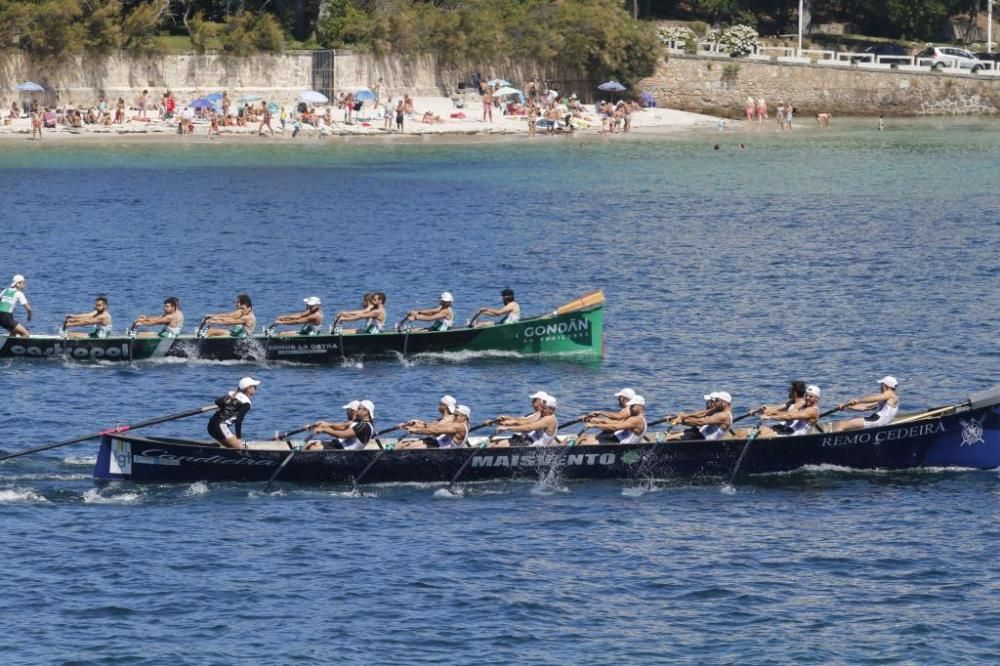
639, 54, 1000, 116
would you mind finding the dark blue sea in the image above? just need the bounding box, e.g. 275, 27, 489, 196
1, 120, 999, 664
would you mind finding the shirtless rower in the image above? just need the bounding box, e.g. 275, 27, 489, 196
307, 400, 375, 450
0, 275, 32, 337
401, 292, 453, 331
207, 377, 260, 448
496, 394, 558, 447
397, 395, 457, 449
666, 392, 734, 441
758, 385, 821, 437
270, 296, 324, 336
335, 291, 386, 334
131, 297, 184, 338
473, 288, 520, 326
832, 376, 899, 432
578, 395, 648, 445
202, 293, 256, 338
399, 404, 472, 449
63, 295, 113, 339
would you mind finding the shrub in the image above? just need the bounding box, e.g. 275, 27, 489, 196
717, 24, 758, 57
189, 11, 220, 53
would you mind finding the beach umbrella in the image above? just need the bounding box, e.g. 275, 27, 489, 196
240, 94, 262, 103
298, 90, 329, 104
354, 89, 376, 102
598, 81, 627, 92
16, 81, 45, 92
491, 86, 520, 97
204, 92, 224, 101
487, 79, 512, 88
189, 98, 215, 109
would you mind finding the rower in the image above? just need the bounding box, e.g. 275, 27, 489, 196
63, 295, 112, 339
335, 291, 386, 334
399, 404, 471, 448
584, 387, 637, 420
758, 385, 821, 437
832, 376, 899, 432
397, 395, 457, 449
496, 395, 558, 447
402, 292, 454, 331
202, 293, 256, 338
578, 395, 648, 445
307, 400, 375, 450
493, 390, 548, 445
474, 288, 520, 326
667, 392, 733, 441
207, 377, 260, 448
0, 274, 32, 337
270, 296, 324, 336
733, 380, 807, 437
131, 297, 184, 338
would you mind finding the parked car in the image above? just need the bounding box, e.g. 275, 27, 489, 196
974, 52, 1000, 63
850, 44, 910, 63
916, 46, 986, 72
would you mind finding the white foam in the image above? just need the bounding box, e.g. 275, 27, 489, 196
82, 488, 142, 504
433, 487, 462, 499
0, 487, 49, 503
63, 454, 97, 466
247, 488, 286, 498
2, 473, 89, 481
184, 481, 210, 496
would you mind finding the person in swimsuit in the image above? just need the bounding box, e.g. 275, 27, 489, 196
832, 376, 899, 432
474, 288, 520, 326
31, 110, 43, 139
745, 97, 755, 125
335, 292, 386, 334
400, 404, 472, 449
0, 274, 32, 337
482, 89, 493, 123
495, 395, 558, 447
258, 101, 273, 136
307, 400, 375, 451
666, 392, 734, 441
131, 297, 184, 338
578, 395, 648, 445
207, 377, 260, 448
758, 385, 821, 437
270, 297, 324, 336
397, 395, 458, 449
756, 97, 767, 128
402, 292, 454, 331
64, 295, 113, 338
395, 99, 405, 132
202, 294, 256, 338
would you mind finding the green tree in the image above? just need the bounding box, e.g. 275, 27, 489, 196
83, 0, 123, 53
121, 0, 168, 53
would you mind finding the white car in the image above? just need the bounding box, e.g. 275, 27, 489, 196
916, 46, 986, 72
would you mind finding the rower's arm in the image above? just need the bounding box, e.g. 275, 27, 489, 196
408, 306, 444, 321
64, 311, 101, 327
407, 421, 460, 436
134, 314, 170, 327
479, 303, 513, 317
767, 406, 818, 422
274, 311, 311, 325
682, 412, 729, 427
501, 417, 548, 433
22, 298, 32, 321
203, 310, 239, 324
337, 307, 374, 323
312, 423, 355, 438
586, 416, 628, 432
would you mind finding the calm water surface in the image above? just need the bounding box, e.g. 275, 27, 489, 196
1, 119, 999, 664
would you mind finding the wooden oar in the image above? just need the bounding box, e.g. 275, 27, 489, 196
726, 421, 763, 487
0, 404, 219, 463
813, 405, 846, 433
889, 404, 958, 426
349, 426, 403, 492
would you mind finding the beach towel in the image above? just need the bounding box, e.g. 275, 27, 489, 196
450, 112, 466, 119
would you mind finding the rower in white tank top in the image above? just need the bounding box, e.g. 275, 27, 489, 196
615, 415, 647, 444
832, 376, 900, 433
864, 399, 899, 428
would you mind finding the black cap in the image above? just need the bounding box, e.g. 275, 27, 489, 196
501, 288, 514, 298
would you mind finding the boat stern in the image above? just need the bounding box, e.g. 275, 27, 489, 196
94, 435, 133, 482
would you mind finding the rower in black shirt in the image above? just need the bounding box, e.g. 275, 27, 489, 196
306, 400, 375, 450
207, 377, 261, 448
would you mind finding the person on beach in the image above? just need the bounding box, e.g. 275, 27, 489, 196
270, 297, 324, 336
402, 292, 454, 331
816, 112, 832, 127
137, 90, 148, 120
31, 109, 42, 139
0, 275, 32, 337
528, 103, 538, 135
114, 98, 124, 124
372, 77, 382, 105
131, 297, 184, 338
396, 395, 458, 449
209, 111, 221, 138
306, 400, 376, 451
474, 289, 520, 326
63, 295, 112, 339
776, 101, 785, 129
784, 104, 794, 130
207, 377, 260, 448
258, 101, 273, 136
202, 294, 256, 338
745, 97, 755, 125
404, 95, 414, 114
578, 395, 648, 445
482, 88, 493, 123
756, 97, 767, 128
832, 377, 899, 432
383, 97, 394, 130
395, 99, 405, 132
334, 292, 386, 334
878, 113, 885, 131
666, 392, 733, 441
399, 403, 471, 449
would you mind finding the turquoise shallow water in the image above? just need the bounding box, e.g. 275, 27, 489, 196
0, 118, 999, 664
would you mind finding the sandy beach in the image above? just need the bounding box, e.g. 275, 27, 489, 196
0, 94, 719, 142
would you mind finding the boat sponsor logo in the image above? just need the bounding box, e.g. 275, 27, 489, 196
472, 451, 616, 468
269, 342, 339, 355
5, 342, 131, 360
520, 317, 590, 342
110, 439, 132, 475
135, 448, 276, 467
959, 416, 985, 447
820, 421, 946, 448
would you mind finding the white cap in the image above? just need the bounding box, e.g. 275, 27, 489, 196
878, 376, 898, 389
703, 393, 716, 402
543, 395, 558, 409
440, 395, 457, 413
456, 405, 471, 418
440, 291, 453, 303
614, 388, 637, 400
529, 391, 550, 400
342, 400, 361, 411
806, 385, 821, 397
626, 395, 646, 407
303, 296, 322, 306
715, 391, 732, 404
238, 377, 261, 390
358, 399, 375, 417
10, 274, 24, 287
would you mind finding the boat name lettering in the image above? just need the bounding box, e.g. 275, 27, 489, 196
137, 448, 276, 466
522, 318, 590, 340
821, 421, 945, 448
471, 451, 615, 468
6, 342, 130, 360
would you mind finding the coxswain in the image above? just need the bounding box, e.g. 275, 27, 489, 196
399, 404, 471, 448
131, 297, 184, 338
496, 394, 558, 447
207, 377, 260, 448
758, 385, 821, 437
584, 387, 637, 420
474, 288, 520, 326
402, 292, 453, 331
397, 395, 457, 449
0, 274, 32, 337
63, 295, 112, 338
270, 296, 324, 336
202, 293, 256, 338
578, 395, 648, 445
666, 392, 733, 441
335, 291, 386, 334
307, 400, 375, 450
832, 376, 899, 432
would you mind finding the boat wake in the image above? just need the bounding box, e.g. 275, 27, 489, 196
82, 487, 143, 504
183, 481, 210, 497
0, 487, 50, 503
63, 454, 98, 466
